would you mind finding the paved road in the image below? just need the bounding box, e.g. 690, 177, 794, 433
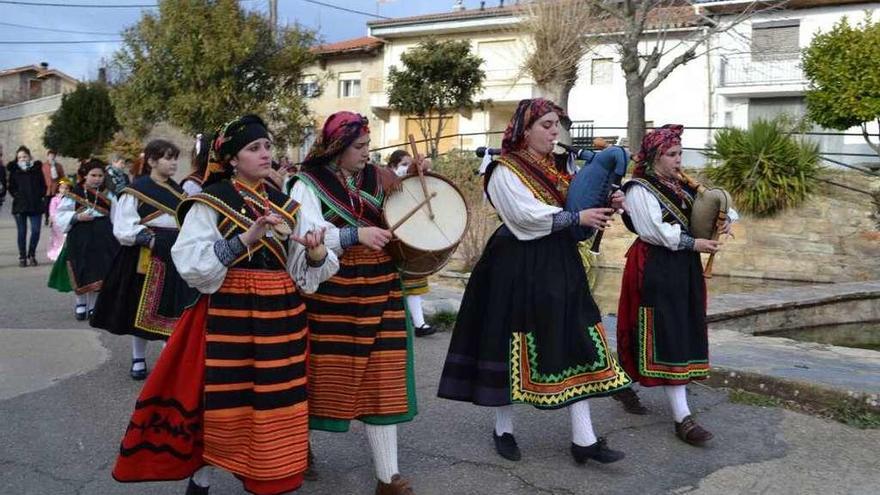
0, 213, 877, 495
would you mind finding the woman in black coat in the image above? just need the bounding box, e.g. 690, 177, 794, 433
7, 145, 46, 266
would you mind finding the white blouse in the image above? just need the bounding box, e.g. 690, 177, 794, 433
112, 193, 178, 246
181, 180, 203, 197
170, 202, 339, 295
486, 165, 562, 241
288, 180, 345, 256
55, 192, 114, 234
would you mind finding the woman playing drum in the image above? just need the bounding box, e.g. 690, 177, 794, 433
437, 98, 631, 465
615, 124, 729, 446
289, 111, 418, 495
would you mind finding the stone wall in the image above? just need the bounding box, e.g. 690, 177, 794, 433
595, 170, 880, 283
0, 95, 78, 173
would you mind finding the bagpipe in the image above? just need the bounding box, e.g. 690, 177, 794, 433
678, 171, 732, 278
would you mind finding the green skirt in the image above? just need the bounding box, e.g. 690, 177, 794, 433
47, 243, 73, 293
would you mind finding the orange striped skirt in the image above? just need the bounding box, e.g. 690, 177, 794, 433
303, 245, 410, 422
203, 268, 309, 490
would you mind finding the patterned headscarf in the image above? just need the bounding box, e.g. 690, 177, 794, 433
501, 98, 567, 155
633, 124, 684, 179
202, 114, 271, 186
302, 111, 370, 169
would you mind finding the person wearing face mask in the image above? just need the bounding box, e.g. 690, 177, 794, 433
437, 98, 630, 465
289, 112, 418, 495
615, 125, 730, 447
7, 145, 47, 267
90, 139, 199, 381
112, 115, 338, 495
54, 159, 120, 320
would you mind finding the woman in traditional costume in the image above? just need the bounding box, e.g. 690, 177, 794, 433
289, 111, 418, 495
386, 149, 435, 338
54, 159, 120, 320
615, 124, 725, 446
437, 98, 631, 464
112, 115, 338, 495
90, 139, 199, 380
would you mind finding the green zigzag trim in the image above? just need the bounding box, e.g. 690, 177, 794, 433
524, 327, 607, 383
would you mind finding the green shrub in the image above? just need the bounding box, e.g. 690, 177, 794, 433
704, 117, 822, 217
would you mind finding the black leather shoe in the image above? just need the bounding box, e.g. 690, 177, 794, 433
414, 324, 436, 337
492, 431, 521, 461
130, 358, 148, 381
28, 256, 37, 266
612, 388, 648, 415
185, 478, 209, 495
571, 437, 625, 464
19, 258, 27, 267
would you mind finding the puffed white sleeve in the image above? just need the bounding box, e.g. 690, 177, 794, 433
182, 180, 202, 196
112, 193, 147, 246
56, 196, 77, 233
289, 180, 344, 256
487, 165, 562, 241
287, 209, 340, 294
625, 184, 687, 251
170, 203, 228, 294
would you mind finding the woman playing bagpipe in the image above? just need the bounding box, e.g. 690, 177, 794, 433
112, 115, 339, 495
90, 139, 199, 381
437, 98, 631, 464
615, 124, 730, 446
288, 112, 418, 495
53, 159, 120, 320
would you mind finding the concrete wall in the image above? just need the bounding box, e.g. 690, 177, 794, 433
0, 94, 77, 173
595, 170, 880, 283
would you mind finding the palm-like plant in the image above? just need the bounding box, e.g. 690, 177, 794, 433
704, 118, 821, 217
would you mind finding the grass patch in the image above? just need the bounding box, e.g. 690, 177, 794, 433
728, 389, 783, 408
726, 387, 880, 429
426, 310, 458, 332
831, 402, 880, 430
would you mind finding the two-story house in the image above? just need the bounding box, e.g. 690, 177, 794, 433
0, 63, 77, 107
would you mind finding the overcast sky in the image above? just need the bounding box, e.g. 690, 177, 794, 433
0, 0, 495, 81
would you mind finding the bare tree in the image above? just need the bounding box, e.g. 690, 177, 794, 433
588, 0, 785, 148
519, 0, 600, 144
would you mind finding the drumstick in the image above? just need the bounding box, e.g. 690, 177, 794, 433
389, 192, 438, 233
407, 134, 435, 220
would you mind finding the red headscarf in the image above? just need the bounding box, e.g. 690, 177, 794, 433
302, 111, 370, 168
501, 98, 567, 155
632, 124, 684, 179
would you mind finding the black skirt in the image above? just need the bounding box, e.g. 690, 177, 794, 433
437, 227, 630, 410
65, 217, 120, 294
91, 229, 198, 340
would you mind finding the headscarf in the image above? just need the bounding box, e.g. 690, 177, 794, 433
302, 111, 369, 169
501, 98, 567, 155
632, 124, 684, 179
204, 114, 271, 186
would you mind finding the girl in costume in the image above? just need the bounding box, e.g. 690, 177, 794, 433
615, 125, 730, 446
54, 159, 120, 320
112, 115, 338, 495
90, 139, 199, 380
181, 133, 210, 196
46, 177, 71, 261
289, 111, 418, 495
437, 98, 631, 464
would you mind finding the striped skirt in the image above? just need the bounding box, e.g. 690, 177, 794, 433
303, 245, 417, 432
203, 268, 310, 492
401, 275, 430, 296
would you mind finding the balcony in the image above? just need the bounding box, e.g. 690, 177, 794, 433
719, 52, 806, 87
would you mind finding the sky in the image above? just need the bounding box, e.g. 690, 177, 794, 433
0, 0, 496, 81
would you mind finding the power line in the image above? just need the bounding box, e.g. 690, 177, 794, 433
0, 20, 118, 35
0, 0, 154, 6
0, 39, 123, 44
300, 0, 389, 19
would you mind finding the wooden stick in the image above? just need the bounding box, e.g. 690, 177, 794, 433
389, 192, 438, 233
408, 134, 435, 220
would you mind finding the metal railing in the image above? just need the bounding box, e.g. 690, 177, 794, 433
720, 52, 806, 87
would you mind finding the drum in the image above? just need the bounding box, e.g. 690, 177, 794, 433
383, 173, 469, 277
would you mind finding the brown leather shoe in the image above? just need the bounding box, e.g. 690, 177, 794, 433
375, 474, 415, 495
612, 388, 648, 415
675, 415, 713, 446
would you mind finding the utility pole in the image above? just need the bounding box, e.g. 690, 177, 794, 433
269, 0, 278, 37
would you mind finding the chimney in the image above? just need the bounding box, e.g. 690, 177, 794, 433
480, 1, 485, 10
500, 0, 504, 6
98, 67, 107, 84
452, 0, 465, 11
40, 62, 49, 69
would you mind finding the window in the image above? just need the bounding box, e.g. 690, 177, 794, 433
338, 72, 361, 98
751, 20, 800, 60
297, 75, 319, 98
478, 39, 519, 81
590, 58, 613, 85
